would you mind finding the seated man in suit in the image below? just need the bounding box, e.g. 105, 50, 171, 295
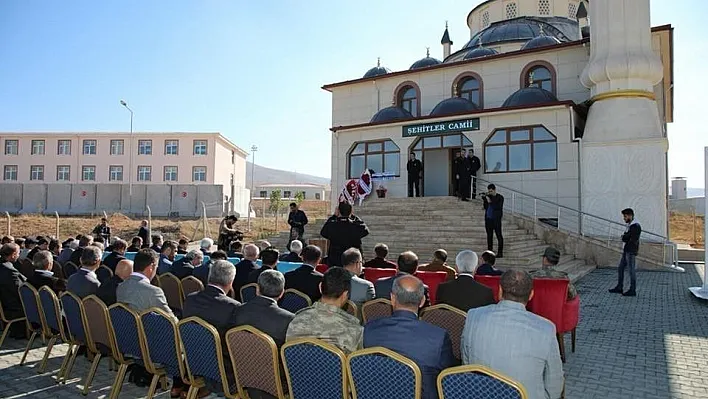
0, 243, 27, 338
374, 251, 430, 307
235, 269, 294, 347
57, 238, 75, 264
69, 235, 93, 266
462, 270, 564, 399
284, 245, 324, 302
418, 249, 457, 281
27, 237, 48, 263
103, 238, 128, 272
364, 274, 455, 399
341, 248, 374, 314
436, 250, 495, 311
29, 250, 66, 292
475, 250, 503, 276
170, 249, 204, 280
97, 259, 133, 306
150, 235, 163, 254
227, 240, 244, 259
199, 237, 213, 257
286, 267, 362, 354
193, 250, 227, 287
126, 236, 142, 253
530, 247, 577, 301
248, 248, 278, 284
177, 239, 189, 255
67, 245, 102, 298
156, 240, 177, 275
363, 243, 398, 269
279, 240, 303, 263
116, 248, 175, 320
233, 244, 260, 301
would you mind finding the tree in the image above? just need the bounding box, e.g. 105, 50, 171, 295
269, 189, 285, 230
294, 191, 305, 206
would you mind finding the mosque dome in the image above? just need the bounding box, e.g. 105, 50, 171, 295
370, 106, 414, 123
430, 97, 480, 117
363, 58, 391, 79
463, 17, 573, 50
410, 48, 442, 70
463, 46, 499, 60
521, 35, 562, 50
502, 87, 558, 108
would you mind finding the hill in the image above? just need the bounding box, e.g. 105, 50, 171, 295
246, 162, 330, 187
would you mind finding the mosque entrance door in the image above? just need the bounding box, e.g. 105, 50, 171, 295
411, 133, 473, 197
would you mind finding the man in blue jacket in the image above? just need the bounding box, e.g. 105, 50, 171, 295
609, 208, 642, 297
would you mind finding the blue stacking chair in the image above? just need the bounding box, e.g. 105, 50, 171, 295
239, 283, 258, 303
278, 289, 311, 314
124, 252, 137, 260
281, 338, 348, 399
96, 265, 113, 285
59, 291, 88, 384
37, 287, 70, 374
81, 295, 120, 395
18, 283, 46, 366
141, 308, 185, 398
62, 261, 79, 278
175, 254, 185, 261
108, 304, 151, 399
0, 299, 26, 350
437, 365, 528, 399
227, 257, 240, 264
348, 347, 422, 399
178, 317, 236, 399
276, 262, 301, 274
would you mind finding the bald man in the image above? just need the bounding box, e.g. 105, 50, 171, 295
97, 259, 133, 306
364, 275, 455, 399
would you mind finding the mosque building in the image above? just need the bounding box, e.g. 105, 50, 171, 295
323, 0, 674, 236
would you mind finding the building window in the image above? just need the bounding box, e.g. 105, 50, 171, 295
138, 140, 152, 155
3, 165, 17, 181
30, 165, 44, 181
568, 2, 578, 19
259, 190, 267, 198
57, 140, 71, 155
5, 140, 18, 155
164, 166, 178, 182
484, 126, 557, 173
522, 61, 557, 95
453, 73, 483, 107
57, 166, 71, 181
110, 140, 124, 155
283, 191, 292, 198
31, 140, 45, 155
348, 140, 400, 179
165, 140, 179, 155
505, 2, 518, 19
539, 0, 551, 15
83, 140, 97, 155
193, 140, 207, 155
315, 193, 321, 200
109, 166, 123, 181
82, 166, 96, 181
481, 10, 490, 28
397, 85, 419, 117
137, 166, 151, 181
193, 166, 207, 182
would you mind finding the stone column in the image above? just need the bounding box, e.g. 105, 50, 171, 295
579, 0, 667, 237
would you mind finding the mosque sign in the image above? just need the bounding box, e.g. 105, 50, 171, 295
402, 118, 480, 137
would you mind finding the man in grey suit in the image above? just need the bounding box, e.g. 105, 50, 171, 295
116, 248, 176, 321
375, 251, 430, 307
461, 270, 563, 399
66, 245, 102, 298
342, 248, 374, 313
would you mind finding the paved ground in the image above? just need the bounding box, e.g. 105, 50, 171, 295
0, 265, 706, 398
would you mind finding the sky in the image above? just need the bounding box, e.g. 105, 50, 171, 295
0, 1, 706, 187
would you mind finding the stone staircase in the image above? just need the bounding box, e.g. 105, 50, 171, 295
266, 196, 595, 283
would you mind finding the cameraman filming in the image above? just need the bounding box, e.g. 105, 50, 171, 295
217, 215, 243, 251
482, 184, 504, 258
320, 202, 370, 267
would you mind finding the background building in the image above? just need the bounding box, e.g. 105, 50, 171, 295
254, 183, 328, 201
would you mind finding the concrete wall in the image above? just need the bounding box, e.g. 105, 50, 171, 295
22, 184, 46, 213
70, 184, 97, 215
0, 184, 22, 213
96, 184, 122, 213
171, 185, 198, 217
670, 198, 705, 216
46, 184, 71, 214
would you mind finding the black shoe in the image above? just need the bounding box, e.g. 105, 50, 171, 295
609, 287, 623, 294
622, 290, 636, 297
497, 253, 504, 259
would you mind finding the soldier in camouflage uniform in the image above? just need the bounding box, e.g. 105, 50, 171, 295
530, 247, 577, 300
286, 267, 363, 354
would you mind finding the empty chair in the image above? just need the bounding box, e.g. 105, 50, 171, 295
108, 304, 155, 399
141, 308, 185, 399
240, 283, 258, 303
225, 325, 286, 399
281, 338, 348, 399
38, 287, 71, 376
437, 365, 528, 399
279, 289, 311, 314
363, 268, 396, 284
18, 283, 46, 366
63, 261, 79, 278
181, 276, 204, 298
420, 304, 467, 361
361, 299, 392, 323
348, 347, 421, 399
159, 273, 184, 314
59, 291, 89, 384
527, 278, 570, 361
82, 295, 119, 395
415, 271, 447, 305
178, 317, 236, 398
96, 265, 113, 285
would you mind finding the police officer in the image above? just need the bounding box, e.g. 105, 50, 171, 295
406, 152, 423, 197
456, 149, 472, 201
320, 202, 370, 267
467, 148, 481, 199
452, 149, 465, 198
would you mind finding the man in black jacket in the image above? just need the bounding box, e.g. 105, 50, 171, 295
407, 152, 423, 197
452, 150, 465, 198
610, 208, 642, 297
103, 239, 127, 272
0, 243, 27, 338
171, 250, 204, 279
467, 149, 481, 199
96, 259, 133, 306
287, 203, 309, 244
28, 250, 67, 293
482, 184, 504, 258
235, 269, 294, 347
320, 202, 370, 267
284, 245, 324, 302
232, 244, 260, 301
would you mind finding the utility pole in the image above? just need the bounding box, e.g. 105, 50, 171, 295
247, 145, 258, 231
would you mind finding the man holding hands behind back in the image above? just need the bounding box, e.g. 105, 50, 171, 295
407, 152, 423, 197
482, 184, 504, 258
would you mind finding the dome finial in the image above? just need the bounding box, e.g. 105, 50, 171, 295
445, 20, 448, 29
426, 47, 430, 57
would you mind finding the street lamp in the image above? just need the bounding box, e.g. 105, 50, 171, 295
120, 100, 134, 196
247, 145, 258, 231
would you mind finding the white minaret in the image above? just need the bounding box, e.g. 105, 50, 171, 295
579, 0, 667, 236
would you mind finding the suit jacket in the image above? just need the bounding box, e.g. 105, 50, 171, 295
102, 252, 126, 273
0, 260, 27, 319
348, 275, 375, 309
138, 227, 149, 245
436, 274, 495, 312
320, 215, 370, 267
126, 245, 141, 253
418, 261, 457, 281
28, 270, 66, 293
233, 296, 294, 347
157, 255, 173, 275
66, 268, 101, 299
475, 263, 503, 276
57, 248, 74, 264
374, 272, 430, 307
233, 259, 259, 301
171, 257, 196, 280
483, 193, 504, 220
183, 285, 241, 337
363, 257, 397, 269
279, 252, 303, 263
284, 264, 324, 302
364, 311, 456, 399
116, 274, 175, 319
248, 265, 274, 284
192, 262, 211, 287
462, 300, 564, 399
96, 275, 124, 306
69, 247, 85, 267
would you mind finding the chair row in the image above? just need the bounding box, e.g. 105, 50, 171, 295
362, 268, 448, 305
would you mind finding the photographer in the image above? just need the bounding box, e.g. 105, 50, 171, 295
482, 184, 504, 258
320, 202, 370, 267
217, 215, 243, 251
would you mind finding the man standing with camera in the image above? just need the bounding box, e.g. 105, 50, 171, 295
482, 184, 504, 258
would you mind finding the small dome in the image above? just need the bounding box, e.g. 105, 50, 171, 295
463, 47, 498, 60
370, 106, 413, 123
521, 35, 561, 50
502, 87, 558, 108
363, 65, 391, 79
430, 97, 480, 117
410, 56, 442, 70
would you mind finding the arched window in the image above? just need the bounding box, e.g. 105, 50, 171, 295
348, 140, 400, 178
395, 81, 421, 117
457, 76, 481, 106
483, 126, 557, 173
521, 61, 557, 95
